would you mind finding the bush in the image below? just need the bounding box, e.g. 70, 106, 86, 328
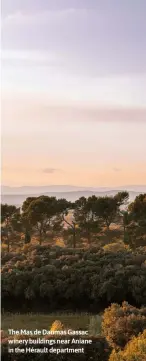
102, 302, 146, 349
2, 247, 146, 313
103, 241, 130, 253
50, 320, 64, 331
109, 330, 146, 361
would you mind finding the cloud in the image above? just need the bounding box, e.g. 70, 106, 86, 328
2, 165, 63, 174
113, 168, 121, 172
1, 49, 65, 69
1, 49, 63, 62
2, 8, 87, 26
42, 168, 61, 174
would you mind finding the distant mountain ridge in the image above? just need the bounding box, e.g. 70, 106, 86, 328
1, 185, 92, 195
1, 186, 146, 207
2, 184, 146, 195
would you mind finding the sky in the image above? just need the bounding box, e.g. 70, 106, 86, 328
1, 0, 146, 187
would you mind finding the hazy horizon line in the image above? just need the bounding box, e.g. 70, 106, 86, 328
2, 184, 146, 189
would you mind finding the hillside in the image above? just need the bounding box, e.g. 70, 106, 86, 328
1, 189, 143, 207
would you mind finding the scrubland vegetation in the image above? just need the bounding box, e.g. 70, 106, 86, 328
1, 243, 146, 312
1, 192, 146, 359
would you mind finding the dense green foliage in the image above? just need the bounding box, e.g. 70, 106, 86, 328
1, 245, 146, 312
1, 204, 18, 223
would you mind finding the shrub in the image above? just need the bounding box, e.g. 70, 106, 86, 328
2, 247, 146, 313
50, 320, 64, 331
102, 302, 146, 349
103, 241, 130, 253
109, 330, 146, 361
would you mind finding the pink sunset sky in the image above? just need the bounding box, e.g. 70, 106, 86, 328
1, 0, 146, 187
